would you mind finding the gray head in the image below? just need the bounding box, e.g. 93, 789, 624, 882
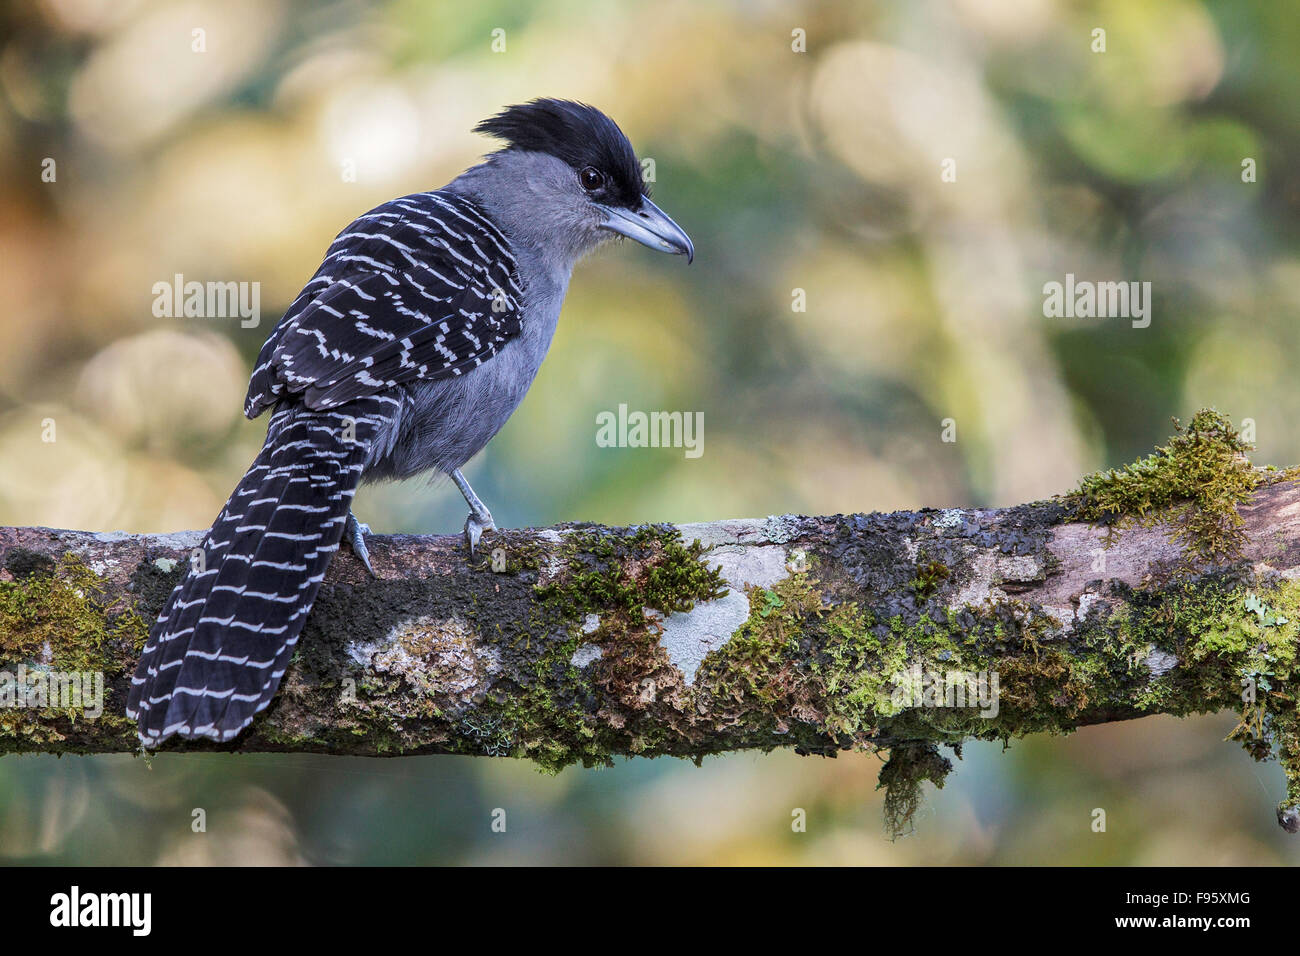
450, 99, 693, 268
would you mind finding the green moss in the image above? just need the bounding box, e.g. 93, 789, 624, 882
1081, 573, 1300, 815
878, 743, 953, 838
820, 601, 908, 731
688, 555, 1296, 836
535, 525, 728, 617
0, 554, 146, 750
702, 576, 822, 711
1067, 408, 1257, 562
439, 419, 1300, 830
0, 555, 147, 671
909, 560, 950, 600
478, 628, 603, 772
698, 574, 953, 743
463, 524, 732, 772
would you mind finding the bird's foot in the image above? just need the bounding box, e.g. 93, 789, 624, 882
464, 510, 496, 557
451, 468, 496, 557
345, 512, 375, 576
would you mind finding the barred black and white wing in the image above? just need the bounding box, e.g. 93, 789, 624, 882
246, 191, 525, 416
129, 190, 525, 745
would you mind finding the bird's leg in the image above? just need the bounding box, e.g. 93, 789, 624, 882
344, 511, 375, 576
451, 468, 495, 556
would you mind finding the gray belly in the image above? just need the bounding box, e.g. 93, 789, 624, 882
362, 298, 564, 482
361, 243, 569, 485
363, 348, 530, 480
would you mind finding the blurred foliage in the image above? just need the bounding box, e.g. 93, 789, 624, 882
0, 0, 1298, 863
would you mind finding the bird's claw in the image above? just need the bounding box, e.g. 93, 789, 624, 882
464, 511, 495, 557
345, 513, 375, 576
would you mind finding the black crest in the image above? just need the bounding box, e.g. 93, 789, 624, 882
475, 98, 646, 207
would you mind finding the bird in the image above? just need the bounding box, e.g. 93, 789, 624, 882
126, 99, 694, 745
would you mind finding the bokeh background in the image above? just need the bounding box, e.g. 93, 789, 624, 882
1, 0, 1298, 864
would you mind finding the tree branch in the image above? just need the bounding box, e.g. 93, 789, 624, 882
3, 416, 1299, 834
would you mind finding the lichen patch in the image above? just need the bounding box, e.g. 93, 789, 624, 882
705, 544, 790, 591
651, 589, 752, 685
348, 614, 500, 713
571, 645, 603, 668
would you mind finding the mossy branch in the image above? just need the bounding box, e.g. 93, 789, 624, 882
2, 410, 1299, 836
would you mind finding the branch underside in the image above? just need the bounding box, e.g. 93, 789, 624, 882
3, 481, 1300, 833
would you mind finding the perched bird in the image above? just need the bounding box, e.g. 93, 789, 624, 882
126, 99, 693, 745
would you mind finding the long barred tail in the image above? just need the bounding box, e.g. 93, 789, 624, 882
127, 395, 396, 745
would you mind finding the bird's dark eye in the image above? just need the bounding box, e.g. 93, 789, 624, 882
579, 166, 604, 192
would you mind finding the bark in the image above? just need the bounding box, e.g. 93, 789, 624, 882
2, 480, 1299, 833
